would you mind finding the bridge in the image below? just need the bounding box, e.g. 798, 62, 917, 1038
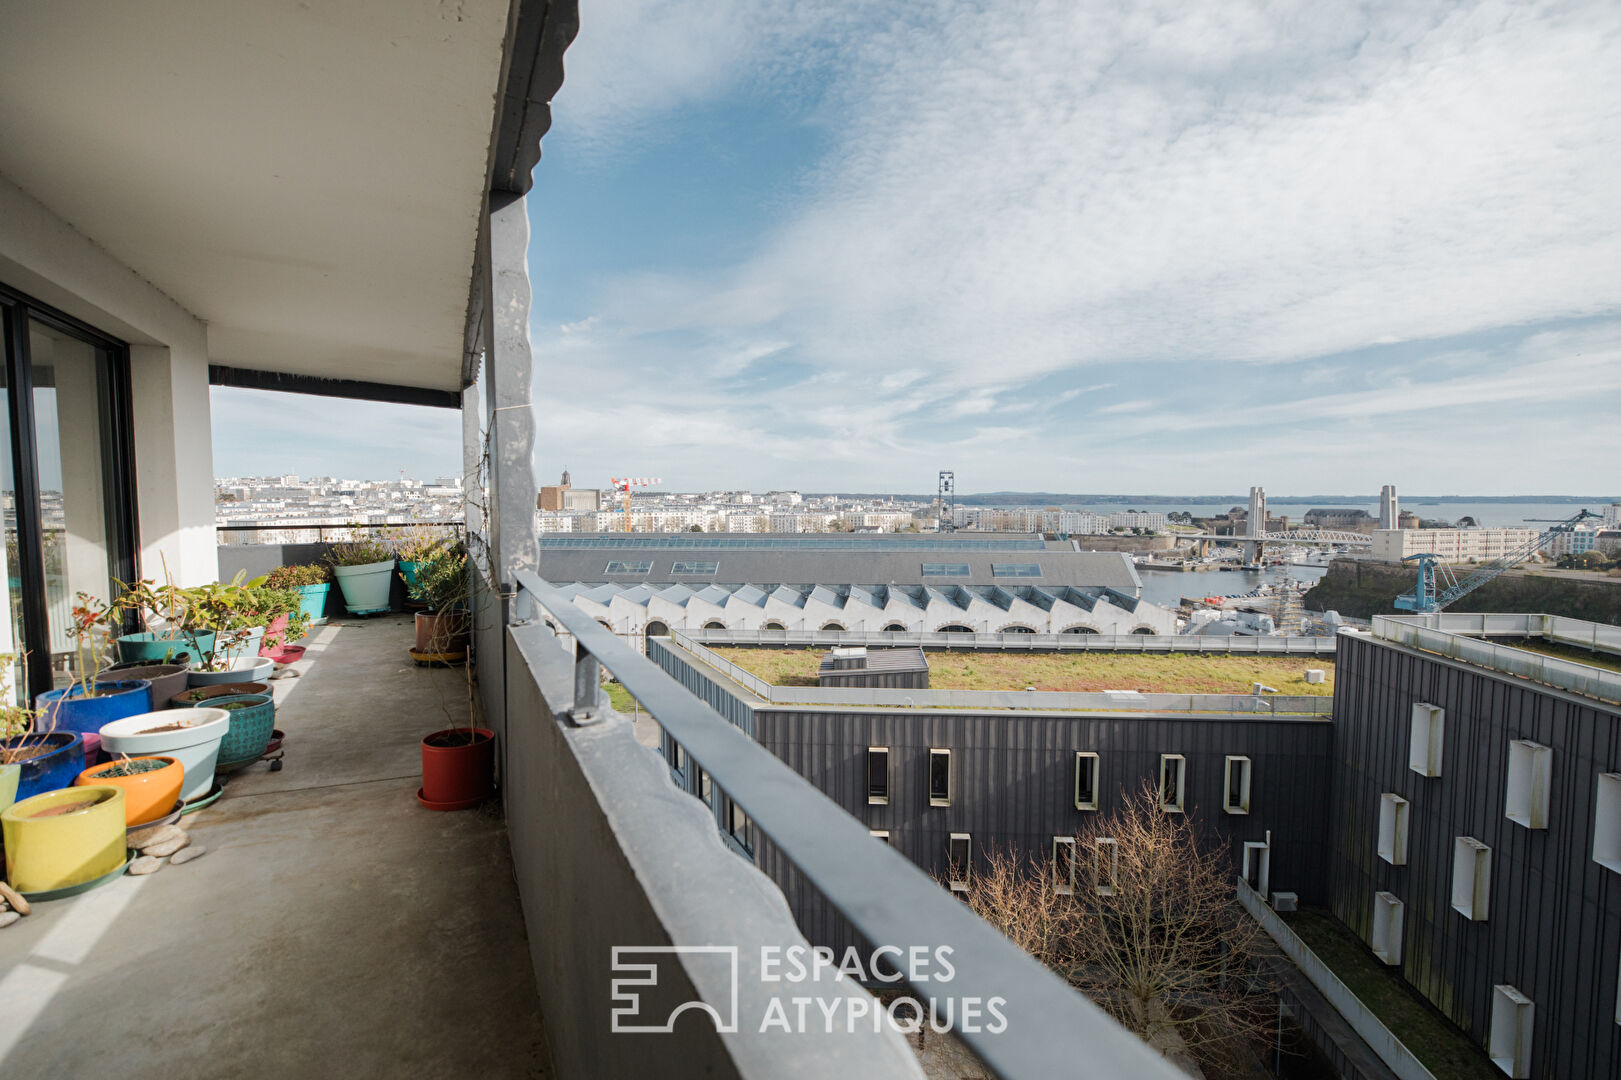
1178, 530, 1372, 547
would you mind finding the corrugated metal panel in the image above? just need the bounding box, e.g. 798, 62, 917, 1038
1329, 634, 1621, 1078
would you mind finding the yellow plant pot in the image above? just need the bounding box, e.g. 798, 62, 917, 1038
2, 785, 128, 893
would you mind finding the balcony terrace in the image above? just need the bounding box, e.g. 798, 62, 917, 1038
0, 615, 549, 1076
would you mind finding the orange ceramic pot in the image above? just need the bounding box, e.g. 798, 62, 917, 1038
74, 756, 184, 826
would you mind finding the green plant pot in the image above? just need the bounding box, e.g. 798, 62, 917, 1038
117, 631, 215, 666
296, 583, 332, 623
333, 559, 395, 614
208, 693, 277, 770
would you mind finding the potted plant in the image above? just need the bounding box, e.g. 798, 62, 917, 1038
394, 528, 448, 608
407, 544, 470, 660
99, 708, 230, 803
112, 571, 214, 665
74, 754, 183, 826
2, 785, 128, 894
35, 592, 154, 735
328, 536, 396, 615
99, 660, 190, 711
2, 661, 87, 809
170, 682, 269, 707
266, 562, 332, 625
206, 693, 276, 772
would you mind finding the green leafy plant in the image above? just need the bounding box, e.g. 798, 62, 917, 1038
66, 592, 119, 697
406, 545, 468, 613
328, 537, 395, 567
0, 656, 55, 766
391, 526, 450, 564
265, 563, 331, 588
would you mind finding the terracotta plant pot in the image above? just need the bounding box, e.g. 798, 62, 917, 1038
171, 682, 270, 708
419, 727, 494, 810
75, 755, 184, 826
414, 611, 470, 655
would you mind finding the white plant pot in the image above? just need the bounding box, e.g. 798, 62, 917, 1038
332, 559, 395, 614
214, 625, 266, 665
99, 708, 229, 802
188, 656, 275, 687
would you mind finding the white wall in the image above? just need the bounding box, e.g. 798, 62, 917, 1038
0, 176, 218, 585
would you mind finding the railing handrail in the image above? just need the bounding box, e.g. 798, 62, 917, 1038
1237, 880, 1437, 1080
514, 571, 1183, 1080
1371, 614, 1621, 705
215, 520, 464, 532
680, 627, 1339, 654
668, 631, 1333, 716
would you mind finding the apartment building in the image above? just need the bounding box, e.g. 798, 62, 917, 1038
1372, 527, 1541, 563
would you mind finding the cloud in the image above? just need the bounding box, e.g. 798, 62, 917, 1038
532, 0, 1621, 493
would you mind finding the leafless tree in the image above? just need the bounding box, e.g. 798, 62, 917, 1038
949, 781, 1275, 1075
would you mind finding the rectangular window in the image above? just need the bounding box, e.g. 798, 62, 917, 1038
729, 801, 750, 847
1489, 985, 1534, 1079
1159, 754, 1186, 813
1053, 836, 1076, 895
1409, 702, 1445, 777
921, 563, 971, 577
1597, 773, 1621, 873
870, 829, 890, 844
1505, 740, 1551, 829
1451, 836, 1492, 921
1093, 837, 1119, 895
867, 747, 889, 805
990, 563, 1042, 578
1074, 752, 1099, 810
1223, 756, 1251, 814
670, 560, 720, 574
604, 560, 653, 574
699, 770, 713, 808
1371, 892, 1404, 966
1378, 794, 1410, 865
670, 741, 687, 777
1242, 841, 1270, 898
948, 833, 972, 891
928, 748, 952, 806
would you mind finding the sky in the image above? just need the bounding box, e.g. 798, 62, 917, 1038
217, 1, 1621, 496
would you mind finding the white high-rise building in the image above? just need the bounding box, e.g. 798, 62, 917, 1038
1379, 485, 1399, 530
1247, 487, 1267, 538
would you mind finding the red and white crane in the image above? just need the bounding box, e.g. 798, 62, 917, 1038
609, 477, 662, 516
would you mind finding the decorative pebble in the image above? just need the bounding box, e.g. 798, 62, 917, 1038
270, 667, 302, 680
128, 855, 164, 875
0, 911, 20, 929
142, 834, 191, 858
0, 881, 29, 916
170, 845, 207, 866
135, 824, 185, 851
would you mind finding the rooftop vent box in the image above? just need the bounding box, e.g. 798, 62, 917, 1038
1305, 668, 1326, 684
1271, 892, 1298, 912
827, 647, 868, 669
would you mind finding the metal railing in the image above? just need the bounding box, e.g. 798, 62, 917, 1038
1237, 881, 1437, 1080
668, 631, 1334, 716
681, 627, 1339, 654
1372, 614, 1621, 706
512, 571, 1183, 1080
215, 520, 464, 544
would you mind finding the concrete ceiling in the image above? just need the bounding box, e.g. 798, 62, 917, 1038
0, 1, 516, 391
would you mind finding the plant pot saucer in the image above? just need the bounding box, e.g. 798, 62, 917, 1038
180, 778, 226, 815
266, 729, 285, 754
127, 802, 184, 845
20, 849, 136, 903
409, 647, 467, 666
346, 606, 391, 616
416, 786, 489, 812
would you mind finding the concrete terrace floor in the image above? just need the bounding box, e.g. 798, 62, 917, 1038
0, 614, 551, 1079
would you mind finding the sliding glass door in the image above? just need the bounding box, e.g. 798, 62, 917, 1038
0, 285, 138, 701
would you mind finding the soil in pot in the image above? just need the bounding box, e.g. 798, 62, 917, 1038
96, 758, 168, 777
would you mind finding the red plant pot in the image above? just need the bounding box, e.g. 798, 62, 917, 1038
418, 727, 494, 810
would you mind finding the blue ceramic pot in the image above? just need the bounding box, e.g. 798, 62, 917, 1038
296, 583, 332, 623
117, 630, 215, 666
36, 680, 154, 736
4, 732, 86, 800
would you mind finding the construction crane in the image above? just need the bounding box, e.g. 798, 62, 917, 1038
608, 477, 661, 525
1394, 509, 1596, 613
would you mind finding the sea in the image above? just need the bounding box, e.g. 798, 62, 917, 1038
1047, 500, 1607, 529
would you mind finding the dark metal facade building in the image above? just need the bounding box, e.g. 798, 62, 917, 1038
650, 638, 1334, 951
1328, 633, 1621, 1079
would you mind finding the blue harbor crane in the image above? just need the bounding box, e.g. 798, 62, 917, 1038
1394, 509, 1597, 613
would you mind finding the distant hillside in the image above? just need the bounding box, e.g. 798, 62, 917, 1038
811, 492, 1616, 506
